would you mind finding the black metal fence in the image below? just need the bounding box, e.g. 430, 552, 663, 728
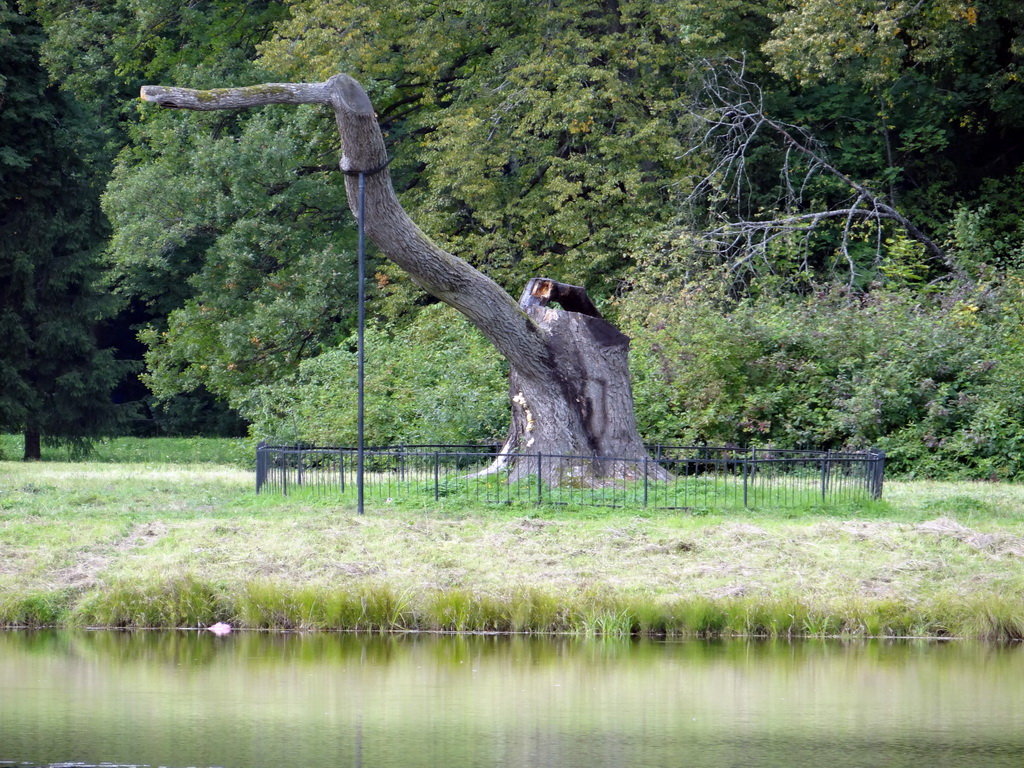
255, 443, 885, 510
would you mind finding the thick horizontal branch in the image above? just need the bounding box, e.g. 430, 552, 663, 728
140, 82, 333, 110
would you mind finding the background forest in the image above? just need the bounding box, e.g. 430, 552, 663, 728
2, 0, 1023, 478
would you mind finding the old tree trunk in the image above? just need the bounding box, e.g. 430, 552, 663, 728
140, 74, 664, 484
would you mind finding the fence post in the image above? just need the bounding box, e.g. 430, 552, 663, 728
434, 451, 440, 501
643, 456, 649, 507
871, 449, 886, 499
742, 459, 749, 507
296, 448, 304, 487
536, 453, 543, 505
821, 452, 831, 502
339, 450, 345, 493
255, 442, 266, 494
282, 449, 289, 496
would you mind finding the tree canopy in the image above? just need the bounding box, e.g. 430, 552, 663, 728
7, 0, 1024, 475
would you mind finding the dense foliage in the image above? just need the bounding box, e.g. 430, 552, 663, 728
0, 2, 126, 458
6, 0, 1024, 476
624, 279, 1024, 479
244, 304, 507, 446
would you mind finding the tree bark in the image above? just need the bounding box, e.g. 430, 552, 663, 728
139, 74, 660, 485
489, 279, 669, 484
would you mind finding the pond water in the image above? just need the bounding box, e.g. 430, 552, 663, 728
1, 631, 1022, 768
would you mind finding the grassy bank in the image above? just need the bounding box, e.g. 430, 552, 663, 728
2, 449, 1023, 639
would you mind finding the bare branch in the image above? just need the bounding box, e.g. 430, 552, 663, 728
684, 58, 960, 281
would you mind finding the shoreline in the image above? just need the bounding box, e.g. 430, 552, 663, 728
4, 574, 1023, 641
2, 460, 1023, 640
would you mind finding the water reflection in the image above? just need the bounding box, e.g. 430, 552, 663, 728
1, 631, 1022, 768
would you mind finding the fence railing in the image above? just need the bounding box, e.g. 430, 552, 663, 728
255, 443, 885, 510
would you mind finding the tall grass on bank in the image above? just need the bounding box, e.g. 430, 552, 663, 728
5, 577, 1023, 641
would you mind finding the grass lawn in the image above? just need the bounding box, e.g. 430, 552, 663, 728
0, 433, 253, 465
1, 437, 1022, 638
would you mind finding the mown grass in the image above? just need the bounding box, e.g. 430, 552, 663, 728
2, 440, 1023, 639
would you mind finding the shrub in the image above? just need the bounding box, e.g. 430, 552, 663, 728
623, 279, 1024, 479
242, 303, 508, 447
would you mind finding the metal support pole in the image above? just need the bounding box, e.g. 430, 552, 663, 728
357, 171, 367, 515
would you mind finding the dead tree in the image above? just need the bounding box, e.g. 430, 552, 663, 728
684, 58, 961, 284
139, 74, 665, 484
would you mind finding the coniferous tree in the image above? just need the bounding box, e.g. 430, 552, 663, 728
0, 2, 124, 459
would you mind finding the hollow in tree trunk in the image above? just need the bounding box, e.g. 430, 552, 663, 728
138, 74, 666, 486
488, 278, 668, 484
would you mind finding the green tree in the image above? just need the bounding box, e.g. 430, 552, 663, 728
0, 2, 124, 459
17, 0, 304, 433
106, 105, 357, 404
88, 0, 359, 417
762, 0, 1024, 276
623, 277, 1007, 476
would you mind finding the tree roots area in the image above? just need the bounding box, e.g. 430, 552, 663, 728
2, 461, 1024, 641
